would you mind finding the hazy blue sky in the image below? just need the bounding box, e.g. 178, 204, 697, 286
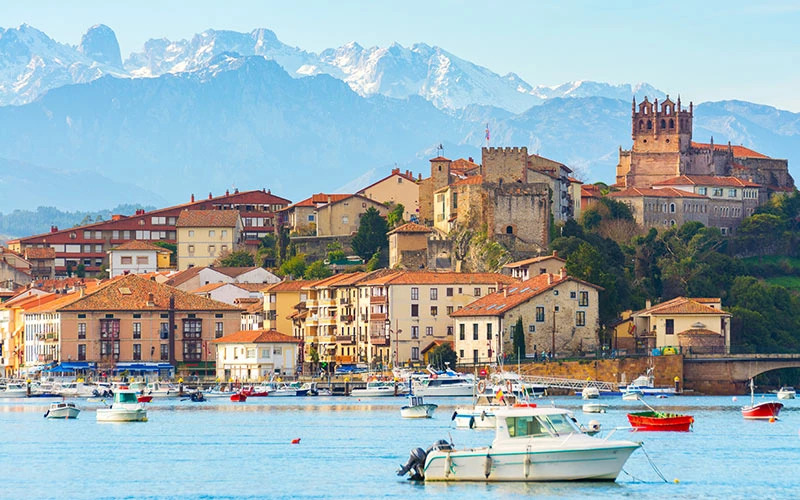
4, 0, 800, 110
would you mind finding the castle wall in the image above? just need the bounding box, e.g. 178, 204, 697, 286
626, 152, 682, 187
481, 147, 528, 184
735, 157, 794, 189
485, 183, 550, 247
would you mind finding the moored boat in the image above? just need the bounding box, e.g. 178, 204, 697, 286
621, 384, 644, 400
44, 402, 81, 419
582, 403, 608, 413
581, 386, 600, 399
627, 411, 693, 431
137, 395, 153, 403
400, 395, 437, 418
776, 387, 796, 400
241, 385, 270, 397
398, 406, 640, 482
351, 381, 401, 397
96, 391, 148, 422
453, 393, 523, 429
0, 382, 28, 398
742, 379, 782, 420
230, 392, 248, 402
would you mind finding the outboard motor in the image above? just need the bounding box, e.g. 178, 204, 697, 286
398, 440, 453, 480
588, 420, 601, 434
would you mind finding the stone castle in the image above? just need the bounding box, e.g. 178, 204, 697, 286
616, 96, 794, 192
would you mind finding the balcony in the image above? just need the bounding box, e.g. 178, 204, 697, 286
370, 336, 390, 347
45, 333, 58, 342
319, 316, 337, 326
305, 299, 318, 308
306, 316, 319, 327
341, 314, 355, 323
339, 297, 351, 305
370, 295, 388, 304
371, 313, 387, 322
319, 298, 336, 307
335, 335, 355, 345
336, 355, 355, 364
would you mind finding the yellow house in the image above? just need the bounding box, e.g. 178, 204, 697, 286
632, 297, 731, 354
387, 222, 432, 269
502, 251, 566, 281
176, 210, 242, 270
314, 195, 389, 237
263, 280, 318, 341
358, 168, 420, 222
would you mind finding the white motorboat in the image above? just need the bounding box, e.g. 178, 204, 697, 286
622, 384, 644, 400
351, 381, 402, 397
489, 371, 545, 396
618, 369, 677, 396
128, 381, 182, 398
0, 382, 28, 398
777, 387, 796, 400
398, 406, 640, 482
582, 403, 609, 413
453, 393, 524, 429
582, 386, 600, 399
413, 367, 475, 397
264, 382, 309, 397
96, 390, 148, 422
55, 381, 98, 398
44, 402, 81, 419
401, 395, 438, 418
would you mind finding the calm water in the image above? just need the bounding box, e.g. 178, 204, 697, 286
0, 394, 798, 499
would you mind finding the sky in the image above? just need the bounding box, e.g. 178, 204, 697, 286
3, 0, 800, 110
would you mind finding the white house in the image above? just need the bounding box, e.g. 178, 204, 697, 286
165, 266, 279, 291
190, 282, 254, 305
108, 241, 171, 278
213, 329, 300, 381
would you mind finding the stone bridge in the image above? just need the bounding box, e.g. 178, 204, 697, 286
684, 353, 800, 394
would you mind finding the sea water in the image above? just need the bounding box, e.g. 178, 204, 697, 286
0, 395, 797, 499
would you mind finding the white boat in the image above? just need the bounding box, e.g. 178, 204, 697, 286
453, 393, 523, 429
44, 402, 81, 419
582, 403, 609, 413
413, 367, 475, 397
582, 386, 600, 399
351, 381, 402, 397
489, 371, 545, 396
54, 381, 98, 398
398, 406, 640, 482
401, 395, 438, 418
777, 387, 796, 400
128, 381, 182, 398
265, 383, 309, 397
0, 382, 28, 398
96, 390, 148, 422
618, 370, 677, 395
622, 384, 644, 400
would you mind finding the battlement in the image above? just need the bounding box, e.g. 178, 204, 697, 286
482, 146, 529, 155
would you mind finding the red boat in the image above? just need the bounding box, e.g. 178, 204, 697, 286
137, 395, 153, 403
742, 379, 782, 420
241, 386, 269, 397
627, 411, 694, 431
230, 392, 248, 402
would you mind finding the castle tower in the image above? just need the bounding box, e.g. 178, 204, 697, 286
481, 146, 529, 184
631, 95, 692, 154
429, 156, 452, 191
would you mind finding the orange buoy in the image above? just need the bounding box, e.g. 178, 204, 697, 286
291, 438, 301, 444
769, 417, 776, 423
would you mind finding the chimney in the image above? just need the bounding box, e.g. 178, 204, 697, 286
208, 192, 212, 200
226, 189, 230, 196
191, 194, 195, 203
468, 156, 474, 163
418, 173, 422, 181
146, 292, 155, 307
560, 267, 567, 279
267, 189, 271, 194
645, 299, 652, 309
79, 286, 85, 298
552, 250, 558, 258
50, 225, 58, 233
503, 287, 508, 298
392, 167, 400, 175
234, 188, 239, 194
547, 274, 552, 285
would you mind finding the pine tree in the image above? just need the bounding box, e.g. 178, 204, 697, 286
513, 316, 525, 361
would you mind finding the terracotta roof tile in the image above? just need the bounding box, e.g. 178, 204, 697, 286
429, 156, 451, 162
503, 252, 565, 269
191, 282, 229, 293
387, 222, 433, 235
691, 142, 770, 159
636, 296, 729, 316
212, 329, 299, 344
59, 273, 241, 312
358, 170, 419, 193
651, 175, 761, 188
23, 247, 55, 259
110, 240, 171, 252
609, 187, 708, 199
263, 280, 320, 292
677, 328, 722, 336
163, 267, 204, 287
452, 175, 483, 187
361, 270, 518, 286
176, 210, 240, 228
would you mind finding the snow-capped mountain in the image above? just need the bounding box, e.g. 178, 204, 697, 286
530, 81, 665, 102
0, 24, 126, 106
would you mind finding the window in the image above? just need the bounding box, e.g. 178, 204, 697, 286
160, 344, 169, 360
133, 344, 142, 360
487, 323, 493, 340
698, 187, 707, 195
472, 323, 479, 340
215, 322, 224, 338
459, 349, 464, 358
221, 230, 228, 237
247, 348, 256, 359
430, 306, 438, 316
183, 319, 202, 338
430, 288, 438, 300
446, 287, 453, 297
411, 326, 419, 339
78, 344, 86, 361
78, 323, 86, 339
579, 291, 589, 307
188, 230, 195, 237
570, 291, 576, 299
669, 203, 676, 213
121, 256, 133, 265
136, 256, 148, 265
341, 216, 349, 225
188, 245, 195, 254
133, 322, 141, 339
536, 306, 545, 322
528, 324, 535, 333
713, 188, 723, 197
208, 245, 216, 254
159, 322, 169, 339
426, 326, 433, 337
411, 304, 419, 317
446, 306, 453, 315
209, 230, 215, 237
666, 319, 675, 335
474, 287, 481, 297
273, 347, 282, 355
411, 347, 420, 361
576, 311, 586, 327
459, 324, 465, 341
411, 287, 419, 300
728, 189, 737, 198
447, 325, 453, 335
307, 214, 315, 222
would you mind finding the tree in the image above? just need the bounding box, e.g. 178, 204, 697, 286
154, 241, 177, 267
76, 264, 86, 278
304, 260, 333, 280
513, 316, 525, 361
351, 207, 389, 261
326, 241, 346, 263
279, 254, 306, 278
387, 203, 405, 228
430, 343, 458, 370
215, 249, 255, 267
366, 250, 382, 271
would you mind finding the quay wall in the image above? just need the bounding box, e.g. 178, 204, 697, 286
515, 356, 684, 388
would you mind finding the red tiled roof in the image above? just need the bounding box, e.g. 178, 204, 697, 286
452, 273, 601, 317
211, 266, 263, 278
23, 247, 55, 259
263, 280, 320, 292
163, 266, 203, 287
213, 329, 299, 344
503, 252, 565, 269
287, 193, 352, 209
691, 142, 770, 159
358, 169, 419, 193
361, 270, 518, 286
567, 177, 584, 184
452, 175, 483, 187
176, 210, 240, 228
110, 240, 171, 252
191, 282, 229, 293
651, 175, 761, 188
677, 328, 722, 336
421, 340, 453, 354
636, 296, 729, 316
429, 156, 451, 162
581, 184, 602, 197
609, 187, 708, 199
388, 222, 432, 235
58, 273, 241, 312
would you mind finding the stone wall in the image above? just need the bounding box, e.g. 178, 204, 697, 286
482, 147, 528, 184
485, 182, 550, 246
290, 235, 354, 262
515, 355, 683, 388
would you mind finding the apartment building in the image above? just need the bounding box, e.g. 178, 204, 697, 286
176, 210, 243, 270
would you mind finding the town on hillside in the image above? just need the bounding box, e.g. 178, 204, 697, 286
1, 95, 797, 384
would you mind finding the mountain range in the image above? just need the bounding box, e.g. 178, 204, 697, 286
0, 23, 797, 218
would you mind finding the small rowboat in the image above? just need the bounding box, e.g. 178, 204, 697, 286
627, 411, 693, 431
137, 395, 153, 403
742, 378, 782, 420
230, 392, 247, 402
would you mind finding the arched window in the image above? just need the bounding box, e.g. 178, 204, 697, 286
670, 220, 676, 226
669, 203, 676, 213
639, 120, 644, 130
647, 120, 652, 130
506, 225, 514, 234
660, 119, 666, 129
669, 119, 674, 129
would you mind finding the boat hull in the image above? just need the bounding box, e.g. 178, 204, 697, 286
742, 402, 783, 419
46, 407, 81, 419
96, 408, 147, 422
414, 386, 475, 397
776, 391, 795, 400
230, 393, 247, 402
401, 404, 437, 418
627, 411, 693, 431
582, 404, 608, 414
422, 444, 640, 481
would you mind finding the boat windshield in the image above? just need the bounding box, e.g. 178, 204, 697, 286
506, 413, 579, 438
117, 392, 138, 404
